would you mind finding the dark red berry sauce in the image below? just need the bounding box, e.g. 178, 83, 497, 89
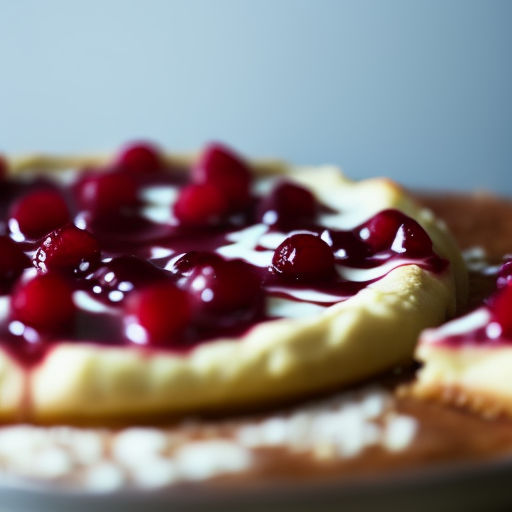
0, 143, 448, 366
427, 258, 512, 348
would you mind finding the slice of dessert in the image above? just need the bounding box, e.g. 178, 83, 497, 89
413, 258, 512, 417
0, 142, 467, 423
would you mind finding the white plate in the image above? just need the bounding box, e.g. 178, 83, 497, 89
2, 455, 512, 512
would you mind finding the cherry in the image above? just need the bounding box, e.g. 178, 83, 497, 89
184, 258, 261, 318
125, 282, 191, 344
489, 283, 512, 339
10, 273, 76, 334
358, 210, 404, 252
271, 233, 335, 281
9, 189, 70, 240
192, 143, 251, 211
257, 181, 316, 228
0, 236, 31, 294
116, 142, 164, 174
74, 170, 140, 215
173, 183, 228, 227
171, 251, 223, 277
90, 255, 169, 301
33, 223, 101, 276
396, 220, 432, 257
359, 210, 432, 257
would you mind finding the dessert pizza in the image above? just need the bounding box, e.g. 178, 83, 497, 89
0, 143, 466, 425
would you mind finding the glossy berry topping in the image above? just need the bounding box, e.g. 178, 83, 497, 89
325, 230, 370, 262
271, 233, 335, 281
185, 258, 262, 319
395, 220, 433, 257
258, 181, 316, 228
115, 142, 164, 174
358, 209, 403, 252
0, 236, 31, 294
33, 223, 101, 276
90, 255, 169, 302
173, 183, 228, 227
125, 282, 191, 344
9, 189, 70, 240
171, 251, 223, 277
359, 209, 432, 257
10, 273, 76, 334
192, 143, 251, 210
489, 283, 512, 339
74, 171, 140, 215
0, 141, 450, 365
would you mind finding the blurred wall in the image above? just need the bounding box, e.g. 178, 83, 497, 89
0, 0, 511, 194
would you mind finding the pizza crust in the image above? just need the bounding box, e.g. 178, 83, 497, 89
1, 153, 467, 423
25, 265, 455, 423
412, 345, 512, 418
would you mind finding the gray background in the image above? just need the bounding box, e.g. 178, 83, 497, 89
1, 0, 511, 194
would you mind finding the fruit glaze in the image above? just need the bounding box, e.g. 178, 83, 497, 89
420, 257, 512, 347
0, 142, 447, 367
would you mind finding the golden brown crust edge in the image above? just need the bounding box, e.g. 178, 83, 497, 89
410, 345, 512, 419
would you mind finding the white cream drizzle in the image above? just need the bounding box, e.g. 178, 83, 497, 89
266, 297, 328, 318
142, 205, 175, 225
150, 247, 174, 259
218, 224, 270, 266
266, 286, 350, 304
140, 186, 179, 225
73, 291, 118, 314
65, 183, 437, 320
336, 258, 420, 283
420, 308, 491, 345
140, 185, 179, 205
0, 296, 9, 323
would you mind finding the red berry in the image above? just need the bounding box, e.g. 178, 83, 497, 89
258, 181, 316, 227
74, 170, 140, 214
33, 223, 101, 276
192, 143, 251, 210
359, 210, 432, 257
396, 219, 432, 257
271, 233, 335, 281
125, 282, 191, 344
9, 190, 70, 240
490, 283, 512, 339
359, 210, 404, 252
174, 183, 228, 227
11, 273, 75, 334
116, 142, 164, 174
0, 236, 30, 293
185, 258, 261, 316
